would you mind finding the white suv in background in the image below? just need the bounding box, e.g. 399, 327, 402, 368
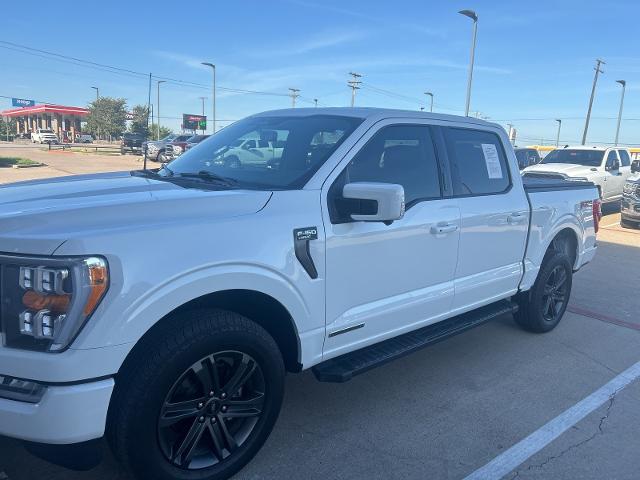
31, 128, 59, 144
523, 145, 633, 203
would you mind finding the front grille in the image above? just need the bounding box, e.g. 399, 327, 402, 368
623, 182, 639, 198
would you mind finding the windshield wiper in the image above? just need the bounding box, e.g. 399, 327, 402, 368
177, 170, 239, 186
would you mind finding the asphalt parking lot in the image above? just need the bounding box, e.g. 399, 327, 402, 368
0, 180, 639, 479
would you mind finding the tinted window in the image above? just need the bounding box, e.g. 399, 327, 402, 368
619, 150, 631, 167
444, 128, 510, 195
338, 125, 441, 207
163, 115, 362, 189
606, 151, 619, 168
542, 149, 604, 167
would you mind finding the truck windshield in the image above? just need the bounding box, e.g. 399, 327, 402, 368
541, 149, 604, 167
160, 115, 363, 189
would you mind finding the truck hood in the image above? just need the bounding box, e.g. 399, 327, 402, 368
523, 163, 598, 178
0, 171, 272, 255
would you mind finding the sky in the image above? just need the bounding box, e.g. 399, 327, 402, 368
1, 0, 640, 146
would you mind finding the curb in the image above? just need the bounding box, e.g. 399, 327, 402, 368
11, 163, 46, 169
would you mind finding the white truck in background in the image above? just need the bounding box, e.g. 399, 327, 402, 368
523, 145, 633, 203
0, 108, 601, 480
30, 128, 59, 144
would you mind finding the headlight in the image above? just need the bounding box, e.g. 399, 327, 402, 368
0, 256, 109, 352
173, 146, 183, 154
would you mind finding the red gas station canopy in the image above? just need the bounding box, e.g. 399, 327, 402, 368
1, 104, 89, 117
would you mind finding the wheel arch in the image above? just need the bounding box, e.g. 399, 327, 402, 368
544, 227, 579, 268
116, 288, 302, 379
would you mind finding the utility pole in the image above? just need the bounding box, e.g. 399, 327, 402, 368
348, 72, 362, 107
313, 98, 318, 108
555, 119, 562, 147
614, 80, 626, 146
581, 58, 605, 145
201, 62, 216, 133
507, 123, 514, 144
288, 88, 300, 108
459, 9, 478, 116
156, 80, 166, 141
199, 96, 207, 134
424, 91, 434, 112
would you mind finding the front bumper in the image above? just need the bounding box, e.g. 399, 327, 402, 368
0, 378, 114, 444
621, 196, 640, 220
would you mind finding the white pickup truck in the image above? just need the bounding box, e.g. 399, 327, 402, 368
30, 128, 59, 144
0, 108, 600, 480
523, 145, 633, 203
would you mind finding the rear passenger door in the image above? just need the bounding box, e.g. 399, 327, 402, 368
442, 126, 530, 312
618, 149, 632, 183
322, 121, 460, 359
604, 150, 624, 199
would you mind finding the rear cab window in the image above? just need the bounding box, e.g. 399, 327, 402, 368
618, 150, 631, 167
443, 127, 511, 196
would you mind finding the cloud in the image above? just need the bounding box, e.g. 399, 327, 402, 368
263, 30, 366, 56
287, 0, 447, 37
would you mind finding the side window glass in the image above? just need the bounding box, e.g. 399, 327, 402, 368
339, 124, 441, 208
619, 150, 631, 167
444, 128, 510, 196
606, 151, 618, 168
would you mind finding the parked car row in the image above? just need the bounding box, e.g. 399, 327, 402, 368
142, 134, 209, 162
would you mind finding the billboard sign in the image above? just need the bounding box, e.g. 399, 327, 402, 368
12, 98, 35, 107
183, 113, 207, 130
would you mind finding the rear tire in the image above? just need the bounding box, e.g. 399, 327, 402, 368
107, 309, 285, 480
514, 252, 573, 333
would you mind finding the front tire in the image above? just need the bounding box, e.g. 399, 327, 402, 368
514, 252, 573, 333
107, 310, 285, 480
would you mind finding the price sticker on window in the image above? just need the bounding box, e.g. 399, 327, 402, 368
481, 143, 503, 179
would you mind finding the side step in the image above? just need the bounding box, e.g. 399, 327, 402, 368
312, 299, 518, 383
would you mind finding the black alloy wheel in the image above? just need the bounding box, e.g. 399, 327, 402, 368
158, 351, 266, 470
540, 264, 568, 324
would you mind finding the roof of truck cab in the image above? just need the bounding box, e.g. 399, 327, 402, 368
252, 107, 497, 128
557, 145, 610, 151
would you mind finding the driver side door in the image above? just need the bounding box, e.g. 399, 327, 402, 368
321, 121, 460, 360
603, 150, 624, 200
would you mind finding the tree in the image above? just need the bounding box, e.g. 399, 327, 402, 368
129, 104, 150, 136
148, 123, 173, 140
86, 97, 127, 140
0, 117, 16, 141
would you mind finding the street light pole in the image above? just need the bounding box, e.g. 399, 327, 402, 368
201, 63, 216, 133
156, 80, 166, 141
459, 10, 478, 117
555, 119, 562, 147
614, 80, 626, 146
425, 91, 434, 112
199, 96, 207, 134
288, 88, 300, 108
581, 58, 605, 145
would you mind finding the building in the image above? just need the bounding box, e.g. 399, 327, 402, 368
1, 104, 90, 142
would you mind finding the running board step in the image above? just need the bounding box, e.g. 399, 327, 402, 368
312, 300, 518, 383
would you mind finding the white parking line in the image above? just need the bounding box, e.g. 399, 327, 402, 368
601, 221, 620, 228
464, 359, 640, 480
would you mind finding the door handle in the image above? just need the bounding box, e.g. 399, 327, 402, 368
430, 223, 458, 234
507, 213, 527, 224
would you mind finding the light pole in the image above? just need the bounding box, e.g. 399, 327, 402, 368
614, 80, 626, 146
555, 119, 562, 147
91, 86, 99, 140
201, 62, 216, 133
582, 58, 605, 145
198, 96, 207, 133
314, 98, 318, 108
459, 9, 478, 117
425, 91, 434, 112
156, 80, 166, 140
